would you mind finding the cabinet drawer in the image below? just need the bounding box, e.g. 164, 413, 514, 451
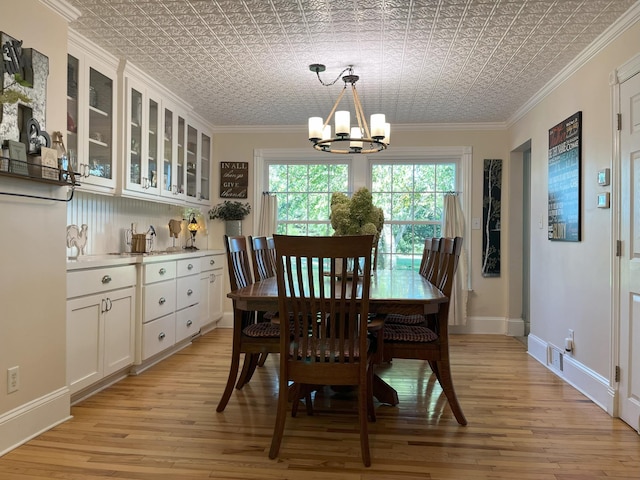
143, 280, 176, 322
200, 255, 220, 272
176, 304, 200, 342
142, 313, 176, 360
143, 261, 176, 284
68, 265, 136, 298
177, 258, 201, 277
177, 275, 200, 310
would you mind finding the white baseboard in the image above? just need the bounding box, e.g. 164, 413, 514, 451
0, 387, 71, 457
527, 334, 614, 415
449, 316, 524, 335
218, 311, 233, 328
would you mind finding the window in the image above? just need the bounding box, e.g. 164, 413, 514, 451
266, 160, 350, 236
255, 147, 471, 274
372, 161, 456, 270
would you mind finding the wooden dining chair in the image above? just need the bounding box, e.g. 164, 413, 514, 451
249, 235, 277, 281
216, 235, 281, 413
381, 236, 467, 426
248, 235, 278, 366
268, 234, 376, 467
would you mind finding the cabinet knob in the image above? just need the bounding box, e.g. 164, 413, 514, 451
210, 259, 215, 266
159, 267, 166, 275
186, 319, 193, 327
187, 263, 194, 270
102, 275, 112, 284
158, 332, 166, 341
187, 289, 193, 296
159, 297, 166, 305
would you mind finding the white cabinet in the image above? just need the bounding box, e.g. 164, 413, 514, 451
159, 103, 189, 202
122, 72, 162, 197
176, 258, 201, 342
68, 31, 118, 193
138, 257, 201, 363
200, 253, 224, 333
67, 264, 136, 395
198, 132, 212, 204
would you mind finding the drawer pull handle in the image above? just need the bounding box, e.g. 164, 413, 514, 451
210, 259, 215, 265
187, 263, 194, 270
102, 275, 112, 284
158, 332, 166, 341
159, 267, 166, 275
159, 297, 166, 305
187, 289, 193, 296
186, 319, 193, 327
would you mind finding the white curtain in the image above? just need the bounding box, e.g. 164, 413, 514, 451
443, 193, 469, 326
258, 192, 278, 236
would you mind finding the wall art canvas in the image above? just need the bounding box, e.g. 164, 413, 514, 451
482, 158, 501, 277
219, 161, 248, 198
548, 112, 582, 241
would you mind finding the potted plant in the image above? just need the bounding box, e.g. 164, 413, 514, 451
208, 200, 251, 236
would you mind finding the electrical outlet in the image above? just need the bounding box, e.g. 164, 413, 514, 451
7, 366, 19, 393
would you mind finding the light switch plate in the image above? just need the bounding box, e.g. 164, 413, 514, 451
597, 192, 610, 208
598, 168, 610, 186
472, 217, 481, 230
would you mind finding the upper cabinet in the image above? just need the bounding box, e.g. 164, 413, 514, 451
68, 32, 118, 194
68, 32, 213, 206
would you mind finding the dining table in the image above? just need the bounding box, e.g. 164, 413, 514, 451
226, 269, 449, 406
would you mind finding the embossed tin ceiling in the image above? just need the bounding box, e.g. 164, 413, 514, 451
65, 0, 638, 128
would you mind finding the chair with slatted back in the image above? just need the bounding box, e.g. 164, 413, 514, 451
382, 236, 467, 426
249, 235, 278, 366
268, 234, 376, 467
249, 235, 277, 281
386, 237, 441, 327
216, 235, 281, 413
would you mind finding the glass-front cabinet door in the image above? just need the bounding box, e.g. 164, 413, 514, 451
199, 133, 211, 204
67, 35, 117, 193
186, 124, 198, 201
123, 76, 161, 197
161, 105, 177, 199
177, 116, 186, 199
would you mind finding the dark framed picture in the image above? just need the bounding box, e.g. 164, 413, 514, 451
548, 112, 582, 242
219, 161, 248, 198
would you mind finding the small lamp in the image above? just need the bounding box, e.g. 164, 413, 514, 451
186, 213, 199, 250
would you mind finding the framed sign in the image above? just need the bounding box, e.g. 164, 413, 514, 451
219, 161, 248, 198
548, 112, 582, 242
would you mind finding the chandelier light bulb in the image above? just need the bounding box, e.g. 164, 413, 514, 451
335, 111, 350, 137
350, 127, 362, 150
322, 124, 332, 140
370, 114, 386, 139
384, 122, 391, 145
308, 117, 324, 141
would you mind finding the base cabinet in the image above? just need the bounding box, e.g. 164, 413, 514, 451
67, 265, 136, 395
200, 253, 224, 332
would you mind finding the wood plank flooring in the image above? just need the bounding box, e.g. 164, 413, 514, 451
1, 331, 638, 479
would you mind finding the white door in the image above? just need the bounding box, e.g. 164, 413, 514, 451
619, 70, 640, 433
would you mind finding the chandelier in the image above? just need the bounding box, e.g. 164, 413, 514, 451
308, 64, 390, 154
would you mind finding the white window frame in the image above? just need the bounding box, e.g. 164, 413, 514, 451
254, 146, 472, 287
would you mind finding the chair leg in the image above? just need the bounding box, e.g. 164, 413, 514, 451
216, 345, 241, 413
236, 353, 259, 389
258, 352, 269, 367
269, 372, 290, 460
432, 359, 467, 426
358, 382, 372, 467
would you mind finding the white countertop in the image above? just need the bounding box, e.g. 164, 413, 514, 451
67, 249, 224, 271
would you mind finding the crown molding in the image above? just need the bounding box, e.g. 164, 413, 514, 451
39, 0, 81, 22
507, 1, 640, 127
212, 122, 506, 135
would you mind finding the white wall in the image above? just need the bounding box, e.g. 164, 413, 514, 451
508, 16, 640, 384
0, 0, 71, 455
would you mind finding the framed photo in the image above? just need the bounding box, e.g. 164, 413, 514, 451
40, 146, 59, 180
7, 140, 28, 175
548, 112, 582, 242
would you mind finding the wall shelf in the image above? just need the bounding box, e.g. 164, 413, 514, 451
0, 155, 79, 202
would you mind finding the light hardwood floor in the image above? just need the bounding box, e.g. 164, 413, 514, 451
1, 331, 638, 479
